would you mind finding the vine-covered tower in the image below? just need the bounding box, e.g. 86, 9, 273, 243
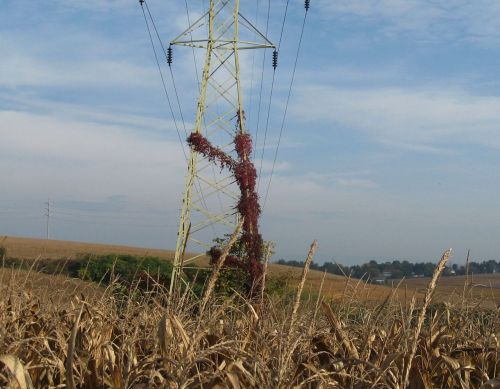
169, 0, 275, 294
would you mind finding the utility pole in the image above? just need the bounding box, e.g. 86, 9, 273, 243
44, 198, 51, 240
168, 0, 275, 294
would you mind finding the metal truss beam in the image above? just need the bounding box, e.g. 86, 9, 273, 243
169, 0, 274, 295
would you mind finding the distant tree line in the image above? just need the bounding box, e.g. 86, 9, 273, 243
275, 258, 500, 280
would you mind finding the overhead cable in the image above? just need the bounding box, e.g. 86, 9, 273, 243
144, 1, 188, 137
140, 2, 187, 161
254, 0, 271, 148
257, 0, 291, 190
263, 5, 309, 211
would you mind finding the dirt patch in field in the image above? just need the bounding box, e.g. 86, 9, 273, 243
401, 273, 500, 306
0, 268, 104, 304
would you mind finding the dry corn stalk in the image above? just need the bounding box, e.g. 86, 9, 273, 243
402, 248, 452, 388
0, 354, 34, 389
289, 240, 318, 337
1, 246, 499, 389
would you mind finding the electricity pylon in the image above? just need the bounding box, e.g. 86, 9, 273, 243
169, 0, 275, 294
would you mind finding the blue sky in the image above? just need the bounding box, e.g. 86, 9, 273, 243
1, 0, 500, 265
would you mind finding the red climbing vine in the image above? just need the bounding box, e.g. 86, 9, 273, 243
187, 133, 235, 171
187, 124, 264, 295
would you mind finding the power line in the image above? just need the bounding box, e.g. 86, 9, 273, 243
52, 209, 172, 221
144, 1, 188, 136
257, 68, 276, 190
140, 2, 187, 161
277, 0, 291, 50
257, 0, 291, 190
263, 6, 309, 211
253, 0, 271, 148
184, 0, 201, 91
247, 0, 261, 126
140, 0, 216, 232
0, 214, 43, 220
45, 201, 173, 228
51, 215, 169, 229
45, 198, 51, 240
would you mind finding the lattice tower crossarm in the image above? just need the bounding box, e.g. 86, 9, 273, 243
169, 0, 275, 295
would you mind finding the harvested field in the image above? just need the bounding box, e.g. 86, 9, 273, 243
0, 235, 175, 261
270, 263, 421, 302
401, 273, 500, 307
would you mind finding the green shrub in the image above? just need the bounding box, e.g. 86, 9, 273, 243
0, 246, 6, 259
266, 275, 291, 296
0, 250, 299, 300
215, 267, 249, 296
76, 254, 173, 286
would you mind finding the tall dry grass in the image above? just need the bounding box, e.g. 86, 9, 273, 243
0, 248, 499, 388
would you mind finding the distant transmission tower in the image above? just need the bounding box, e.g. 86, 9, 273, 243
169, 0, 275, 294
45, 198, 51, 240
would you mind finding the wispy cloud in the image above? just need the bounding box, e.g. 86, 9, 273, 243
0, 91, 187, 137
336, 178, 378, 189
0, 110, 185, 201
0, 54, 157, 88
0, 29, 157, 89
292, 84, 500, 152
258, 160, 291, 174
52, 0, 135, 12
316, 0, 500, 45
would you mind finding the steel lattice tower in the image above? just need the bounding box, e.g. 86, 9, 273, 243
169, 0, 275, 294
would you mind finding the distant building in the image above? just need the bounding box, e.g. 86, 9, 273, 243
382, 271, 392, 278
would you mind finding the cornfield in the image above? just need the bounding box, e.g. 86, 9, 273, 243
1, 246, 499, 388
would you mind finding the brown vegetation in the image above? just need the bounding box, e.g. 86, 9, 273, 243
1, 243, 499, 388
0, 236, 175, 261
0, 268, 103, 303
273, 263, 421, 303
401, 274, 500, 307
1, 236, 415, 302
